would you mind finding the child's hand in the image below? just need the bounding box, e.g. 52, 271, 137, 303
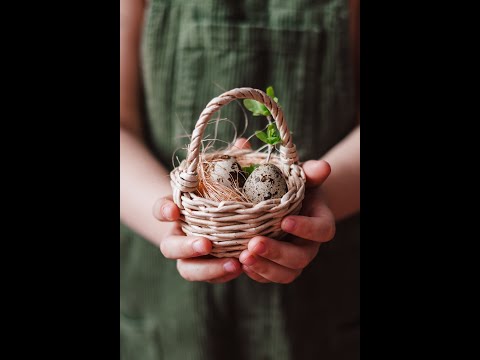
152, 138, 254, 283
152, 197, 243, 283
239, 160, 336, 284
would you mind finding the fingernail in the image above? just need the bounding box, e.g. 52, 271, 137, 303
242, 255, 257, 266
224, 261, 237, 273
253, 242, 266, 255
162, 205, 174, 221
282, 218, 296, 232
193, 239, 207, 255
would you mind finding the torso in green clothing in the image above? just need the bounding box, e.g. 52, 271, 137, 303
121, 1, 359, 359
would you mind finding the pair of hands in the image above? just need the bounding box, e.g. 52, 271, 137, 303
152, 139, 336, 284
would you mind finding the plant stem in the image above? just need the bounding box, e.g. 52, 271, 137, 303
266, 115, 273, 163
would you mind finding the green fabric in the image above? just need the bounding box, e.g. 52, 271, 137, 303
121, 0, 359, 359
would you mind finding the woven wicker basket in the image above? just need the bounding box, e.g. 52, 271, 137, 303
170, 87, 306, 258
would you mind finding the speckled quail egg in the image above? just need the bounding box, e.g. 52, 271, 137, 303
208, 155, 247, 189
243, 164, 288, 203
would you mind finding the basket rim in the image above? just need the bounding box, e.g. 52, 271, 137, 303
171, 150, 305, 209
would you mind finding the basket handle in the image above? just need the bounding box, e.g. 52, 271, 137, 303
186, 87, 298, 174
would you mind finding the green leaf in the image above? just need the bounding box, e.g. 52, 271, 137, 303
242, 164, 260, 175
268, 137, 282, 145
266, 123, 278, 138
256, 125, 281, 145
260, 105, 270, 116
266, 86, 275, 98
255, 130, 269, 143
243, 99, 260, 114
267, 124, 274, 138
244, 99, 270, 116
266, 86, 280, 104
263, 123, 281, 145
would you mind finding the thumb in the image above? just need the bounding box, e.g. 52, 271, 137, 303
233, 137, 252, 150
302, 160, 331, 188
152, 196, 181, 222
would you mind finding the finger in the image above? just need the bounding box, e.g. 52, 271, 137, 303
242, 265, 270, 283
176, 258, 241, 282
247, 236, 319, 270
152, 196, 180, 222
239, 250, 301, 284
233, 137, 252, 150
160, 235, 212, 259
281, 214, 336, 242
302, 160, 331, 188
208, 270, 244, 284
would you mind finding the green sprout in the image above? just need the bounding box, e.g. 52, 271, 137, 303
243, 86, 279, 117
242, 164, 260, 175
255, 123, 282, 146
243, 86, 282, 163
